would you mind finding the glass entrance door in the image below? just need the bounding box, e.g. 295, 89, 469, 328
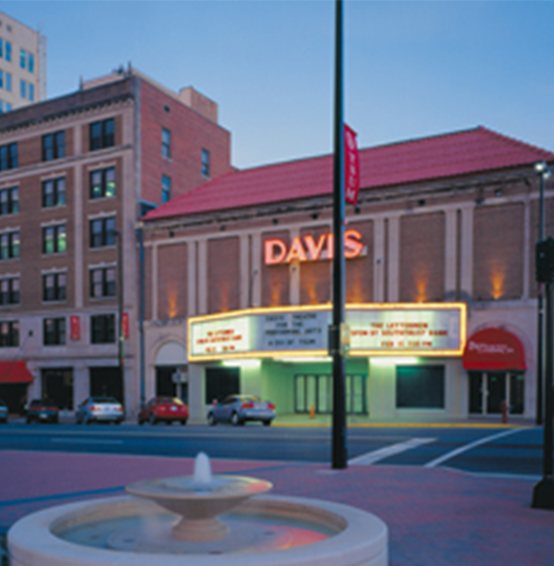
468, 371, 524, 415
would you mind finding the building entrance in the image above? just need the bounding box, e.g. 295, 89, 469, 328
89, 367, 124, 404
294, 374, 367, 415
42, 368, 73, 410
468, 371, 524, 415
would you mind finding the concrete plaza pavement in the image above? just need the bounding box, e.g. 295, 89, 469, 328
1, 447, 553, 566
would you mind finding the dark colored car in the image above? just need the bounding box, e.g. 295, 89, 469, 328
75, 397, 124, 424
26, 398, 59, 424
138, 397, 189, 425
207, 394, 275, 426
0, 399, 7, 423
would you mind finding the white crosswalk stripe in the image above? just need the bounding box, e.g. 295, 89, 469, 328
348, 437, 436, 466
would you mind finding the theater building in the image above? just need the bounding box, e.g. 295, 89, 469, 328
141, 126, 553, 423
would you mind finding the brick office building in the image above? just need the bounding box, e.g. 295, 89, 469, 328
0, 67, 231, 414
141, 127, 554, 423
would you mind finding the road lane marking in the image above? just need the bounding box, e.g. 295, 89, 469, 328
51, 438, 124, 445
424, 428, 522, 468
348, 437, 436, 465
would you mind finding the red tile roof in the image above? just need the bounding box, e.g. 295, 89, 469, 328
144, 126, 554, 222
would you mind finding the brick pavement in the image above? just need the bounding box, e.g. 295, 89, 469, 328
1, 450, 553, 566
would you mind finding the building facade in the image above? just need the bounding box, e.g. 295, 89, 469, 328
0, 67, 231, 414
0, 9, 46, 112
141, 127, 554, 423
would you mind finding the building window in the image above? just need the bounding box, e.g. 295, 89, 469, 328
43, 317, 66, 346
19, 79, 26, 99
90, 217, 115, 248
5, 72, 11, 92
162, 128, 171, 158
0, 101, 3, 114
28, 53, 34, 73
396, 365, 445, 409
0, 39, 3, 59
0, 187, 18, 215
201, 149, 210, 177
0, 277, 19, 305
42, 178, 66, 208
42, 225, 67, 254
91, 314, 115, 344
90, 118, 115, 151
0, 321, 18, 347
0, 70, 3, 88
0, 143, 17, 171
5, 103, 11, 112
90, 266, 116, 298
161, 175, 171, 203
43, 272, 66, 302
90, 167, 115, 199
5, 41, 11, 62
19, 49, 26, 70
42, 131, 65, 161
0, 231, 19, 260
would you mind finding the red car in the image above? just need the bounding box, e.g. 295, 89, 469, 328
138, 397, 189, 425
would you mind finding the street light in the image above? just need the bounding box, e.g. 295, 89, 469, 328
535, 161, 552, 425
114, 230, 124, 379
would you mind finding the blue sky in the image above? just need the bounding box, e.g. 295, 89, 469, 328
4, 1, 554, 168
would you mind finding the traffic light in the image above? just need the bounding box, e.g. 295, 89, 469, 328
536, 238, 554, 283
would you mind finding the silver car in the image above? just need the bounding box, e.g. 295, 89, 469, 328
75, 396, 124, 424
207, 394, 275, 426
0, 399, 7, 423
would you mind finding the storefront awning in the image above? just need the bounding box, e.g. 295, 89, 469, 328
0, 361, 33, 384
463, 328, 526, 371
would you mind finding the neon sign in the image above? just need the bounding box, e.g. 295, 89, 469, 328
264, 229, 364, 265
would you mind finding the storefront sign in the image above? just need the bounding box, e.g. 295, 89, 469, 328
264, 229, 364, 265
188, 303, 466, 361
463, 327, 526, 371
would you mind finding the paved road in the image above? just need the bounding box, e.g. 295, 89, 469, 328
0, 422, 545, 477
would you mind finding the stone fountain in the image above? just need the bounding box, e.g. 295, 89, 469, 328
7, 452, 388, 565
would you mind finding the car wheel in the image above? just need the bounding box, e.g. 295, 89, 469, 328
263, 420, 272, 427
138, 417, 143, 425
207, 413, 216, 426
165, 420, 171, 426
26, 417, 32, 424
231, 412, 242, 426
181, 419, 187, 426
149, 414, 157, 425
84, 414, 91, 425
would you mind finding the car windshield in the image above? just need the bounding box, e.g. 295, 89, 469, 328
156, 397, 183, 405
91, 397, 119, 404
239, 395, 261, 403
31, 399, 56, 406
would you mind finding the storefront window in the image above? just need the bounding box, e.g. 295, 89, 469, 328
396, 365, 445, 409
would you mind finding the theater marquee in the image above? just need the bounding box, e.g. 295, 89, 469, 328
188, 303, 466, 361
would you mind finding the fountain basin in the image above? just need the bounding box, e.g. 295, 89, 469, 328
8, 494, 388, 566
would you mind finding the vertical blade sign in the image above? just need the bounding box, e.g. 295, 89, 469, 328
344, 124, 360, 205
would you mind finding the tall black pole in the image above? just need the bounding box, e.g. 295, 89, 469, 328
537, 170, 546, 425
331, 0, 347, 470
533, 237, 554, 509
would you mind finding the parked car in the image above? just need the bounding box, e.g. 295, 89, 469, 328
0, 399, 8, 423
207, 394, 275, 426
138, 397, 189, 425
26, 398, 59, 424
75, 397, 124, 424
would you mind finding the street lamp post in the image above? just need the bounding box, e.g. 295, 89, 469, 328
535, 162, 551, 425
114, 230, 124, 378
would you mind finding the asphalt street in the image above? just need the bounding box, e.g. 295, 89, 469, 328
0, 422, 544, 478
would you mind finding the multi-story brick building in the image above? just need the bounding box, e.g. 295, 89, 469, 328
0, 67, 232, 415
141, 127, 554, 423
0, 9, 46, 112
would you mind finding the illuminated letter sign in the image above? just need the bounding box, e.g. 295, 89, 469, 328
344, 124, 360, 206
264, 229, 364, 265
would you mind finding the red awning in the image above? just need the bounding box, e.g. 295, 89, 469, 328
0, 361, 33, 384
463, 328, 526, 371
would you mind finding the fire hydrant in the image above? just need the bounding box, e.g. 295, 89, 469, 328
501, 399, 508, 424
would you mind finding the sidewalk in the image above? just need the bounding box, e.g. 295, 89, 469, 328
1, 449, 553, 565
